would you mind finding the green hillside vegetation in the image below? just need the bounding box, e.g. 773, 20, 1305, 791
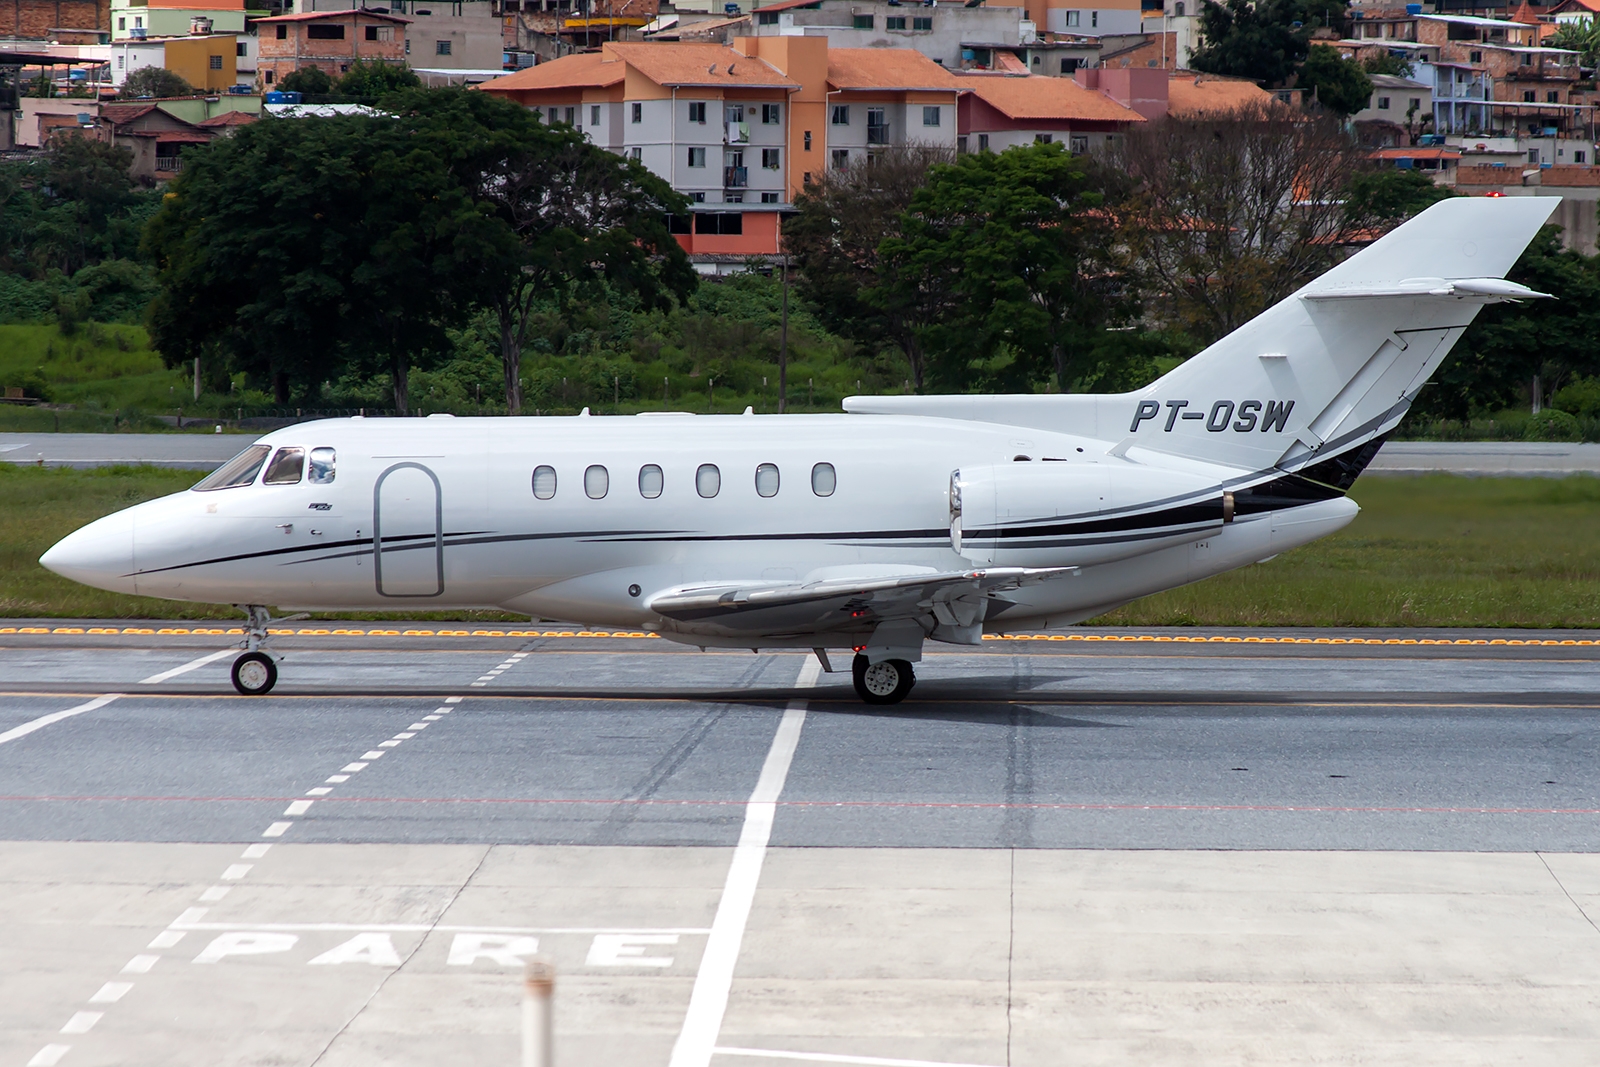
4, 465, 1597, 627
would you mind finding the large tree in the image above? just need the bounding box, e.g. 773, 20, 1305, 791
1112, 101, 1365, 343
144, 113, 498, 409
875, 142, 1134, 393
1299, 44, 1373, 115
1190, 0, 1350, 87
384, 88, 696, 415
782, 146, 951, 391
122, 66, 193, 99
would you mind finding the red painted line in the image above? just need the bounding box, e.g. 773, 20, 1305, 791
0, 794, 1597, 816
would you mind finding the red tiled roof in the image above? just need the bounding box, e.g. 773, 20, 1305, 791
605, 42, 797, 87
476, 51, 624, 93
197, 110, 257, 127
99, 103, 159, 124
1165, 73, 1274, 117
962, 75, 1143, 123
253, 9, 410, 22
747, 0, 822, 13
828, 48, 959, 91
1372, 146, 1460, 159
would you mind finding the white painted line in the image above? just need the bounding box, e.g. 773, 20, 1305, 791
283, 800, 313, 816
148, 930, 186, 949
220, 864, 252, 880
0, 694, 123, 747
444, 697, 462, 703
422, 716, 441, 722
241, 844, 271, 859
713, 1048, 1006, 1067
407, 723, 429, 730
88, 982, 133, 1004
326, 774, 351, 783
378, 740, 402, 748
198, 886, 230, 903
167, 921, 712, 934
306, 787, 332, 796
138, 648, 234, 684
60, 1011, 102, 1035
360, 751, 386, 760
27, 1044, 70, 1066
121, 955, 158, 975
262, 822, 292, 837
510, 653, 528, 659
340, 763, 367, 772
433, 707, 454, 713
670, 658, 820, 1067
172, 908, 208, 926
469, 682, 488, 687
393, 732, 415, 739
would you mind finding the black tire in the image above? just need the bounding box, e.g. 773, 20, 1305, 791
231, 651, 277, 696
852, 654, 915, 705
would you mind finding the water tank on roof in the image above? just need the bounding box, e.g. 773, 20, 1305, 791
1405, 3, 1421, 13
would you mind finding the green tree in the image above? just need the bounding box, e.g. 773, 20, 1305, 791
121, 66, 193, 99
384, 88, 696, 414
1550, 17, 1600, 66
783, 146, 950, 390
1300, 44, 1373, 115
1342, 167, 1455, 233
338, 59, 421, 100
1191, 0, 1349, 86
144, 113, 498, 410
1360, 52, 1415, 78
276, 66, 334, 96
875, 142, 1133, 393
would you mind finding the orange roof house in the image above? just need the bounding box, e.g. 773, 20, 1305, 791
1164, 73, 1275, 118
957, 74, 1144, 155
252, 9, 409, 89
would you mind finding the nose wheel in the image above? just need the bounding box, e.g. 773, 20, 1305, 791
231, 651, 278, 695
852, 654, 915, 705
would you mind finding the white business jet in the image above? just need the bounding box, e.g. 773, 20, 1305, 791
41, 198, 1555, 703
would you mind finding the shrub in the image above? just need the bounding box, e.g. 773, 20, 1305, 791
1524, 408, 1583, 441
1552, 375, 1600, 419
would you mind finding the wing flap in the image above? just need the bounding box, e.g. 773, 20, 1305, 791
1301, 277, 1552, 302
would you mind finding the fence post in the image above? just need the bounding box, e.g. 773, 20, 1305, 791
522, 958, 555, 1067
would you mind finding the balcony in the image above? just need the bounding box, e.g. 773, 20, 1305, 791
724, 166, 748, 188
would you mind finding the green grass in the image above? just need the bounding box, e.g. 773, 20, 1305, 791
0, 323, 190, 428
3, 466, 1597, 626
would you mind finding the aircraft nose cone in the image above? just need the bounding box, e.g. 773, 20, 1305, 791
40, 510, 138, 595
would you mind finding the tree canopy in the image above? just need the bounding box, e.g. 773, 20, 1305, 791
1299, 44, 1373, 115
277, 66, 335, 96
122, 66, 193, 99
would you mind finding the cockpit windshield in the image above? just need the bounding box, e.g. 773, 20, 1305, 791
191, 445, 272, 492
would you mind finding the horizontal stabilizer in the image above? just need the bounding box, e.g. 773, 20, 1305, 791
1301, 277, 1553, 303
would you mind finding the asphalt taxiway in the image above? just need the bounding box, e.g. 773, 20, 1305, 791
3, 627, 1599, 1066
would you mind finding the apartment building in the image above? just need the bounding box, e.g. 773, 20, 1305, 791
253, 8, 409, 86
297, 0, 502, 72
477, 37, 959, 268
956, 70, 1143, 154
111, 29, 238, 90
110, 0, 244, 41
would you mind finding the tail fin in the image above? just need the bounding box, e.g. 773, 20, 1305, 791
845, 196, 1557, 478
1132, 195, 1557, 477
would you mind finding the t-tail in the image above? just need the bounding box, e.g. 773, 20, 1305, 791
844, 196, 1558, 484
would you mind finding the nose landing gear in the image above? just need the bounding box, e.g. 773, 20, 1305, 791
229, 604, 305, 696
852, 653, 915, 705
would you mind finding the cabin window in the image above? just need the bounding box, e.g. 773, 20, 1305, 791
696, 463, 721, 498
811, 462, 836, 497
308, 447, 336, 485
263, 447, 305, 484
531, 465, 557, 499
193, 445, 271, 491
584, 464, 609, 499
755, 462, 780, 498
638, 464, 663, 498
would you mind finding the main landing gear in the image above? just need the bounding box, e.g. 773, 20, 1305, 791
229, 604, 305, 696
852, 653, 915, 705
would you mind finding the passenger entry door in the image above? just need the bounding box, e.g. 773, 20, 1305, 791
373, 462, 443, 597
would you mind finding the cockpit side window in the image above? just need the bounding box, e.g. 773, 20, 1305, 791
263, 447, 306, 485
308, 447, 336, 485
192, 444, 271, 491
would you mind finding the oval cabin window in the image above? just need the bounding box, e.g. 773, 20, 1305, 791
755, 463, 780, 498
811, 462, 836, 497
584, 465, 609, 499
696, 463, 721, 498
532, 465, 557, 500
638, 464, 663, 499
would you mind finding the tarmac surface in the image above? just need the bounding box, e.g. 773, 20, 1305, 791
5, 431, 1600, 475
3, 626, 1599, 1066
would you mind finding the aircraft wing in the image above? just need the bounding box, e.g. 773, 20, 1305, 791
647, 566, 1076, 639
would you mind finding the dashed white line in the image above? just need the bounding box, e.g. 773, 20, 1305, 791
713, 1049, 1006, 1067
121, 955, 158, 975
241, 844, 272, 859
360, 750, 386, 759
87, 983, 132, 1004
220, 864, 253, 880
377, 740, 402, 748
147, 930, 186, 949
393, 732, 415, 740
444, 697, 462, 703
262, 822, 292, 837
283, 800, 313, 816
59, 1012, 101, 1035
669, 657, 820, 1067
339, 762, 367, 772
306, 787, 332, 796
0, 695, 123, 747
138, 649, 234, 685
407, 723, 429, 730
326, 774, 351, 783
27, 1044, 70, 1066
197, 886, 231, 903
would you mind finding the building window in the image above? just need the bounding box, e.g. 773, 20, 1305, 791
804, 130, 812, 150
307, 24, 345, 40
867, 106, 887, 143
913, 15, 932, 29
1469, 50, 1481, 62
1032, 55, 1040, 64
922, 105, 940, 126
264, 69, 274, 83
117, 16, 124, 29
761, 191, 779, 203
591, 104, 601, 125
831, 104, 849, 125
1548, 91, 1560, 103
886, 15, 906, 28
1175, 1, 1184, 13
1069, 134, 1088, 153
957, 135, 967, 153
237, 43, 246, 56
629, 146, 641, 161
547, 107, 557, 124
1061, 58, 1079, 73
117, 54, 124, 68
436, 39, 452, 55
276, 25, 288, 38
853, 14, 873, 28
1034, 133, 1053, 143
802, 171, 812, 184
1408, 97, 1420, 111
1529, 148, 1540, 164
726, 193, 743, 203
1578, 150, 1588, 164
209, 55, 223, 70
632, 101, 642, 123
1091, 10, 1097, 26
831, 148, 849, 169
692, 191, 706, 202
1523, 90, 1535, 102
688, 146, 706, 167
1377, 96, 1389, 110
977, 133, 989, 150
564, 106, 575, 124
762, 147, 780, 168
758, 10, 779, 23
762, 103, 780, 124
1066, 11, 1079, 26
689, 101, 707, 123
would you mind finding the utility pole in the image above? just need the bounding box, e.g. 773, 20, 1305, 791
778, 255, 789, 414
193, 357, 200, 402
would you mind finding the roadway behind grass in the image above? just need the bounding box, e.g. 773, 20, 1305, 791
2, 464, 1597, 627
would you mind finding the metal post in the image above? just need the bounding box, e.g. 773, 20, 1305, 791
778, 255, 789, 414
522, 959, 555, 1067
193, 357, 201, 401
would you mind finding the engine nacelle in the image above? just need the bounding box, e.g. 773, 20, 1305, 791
951, 462, 1226, 566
